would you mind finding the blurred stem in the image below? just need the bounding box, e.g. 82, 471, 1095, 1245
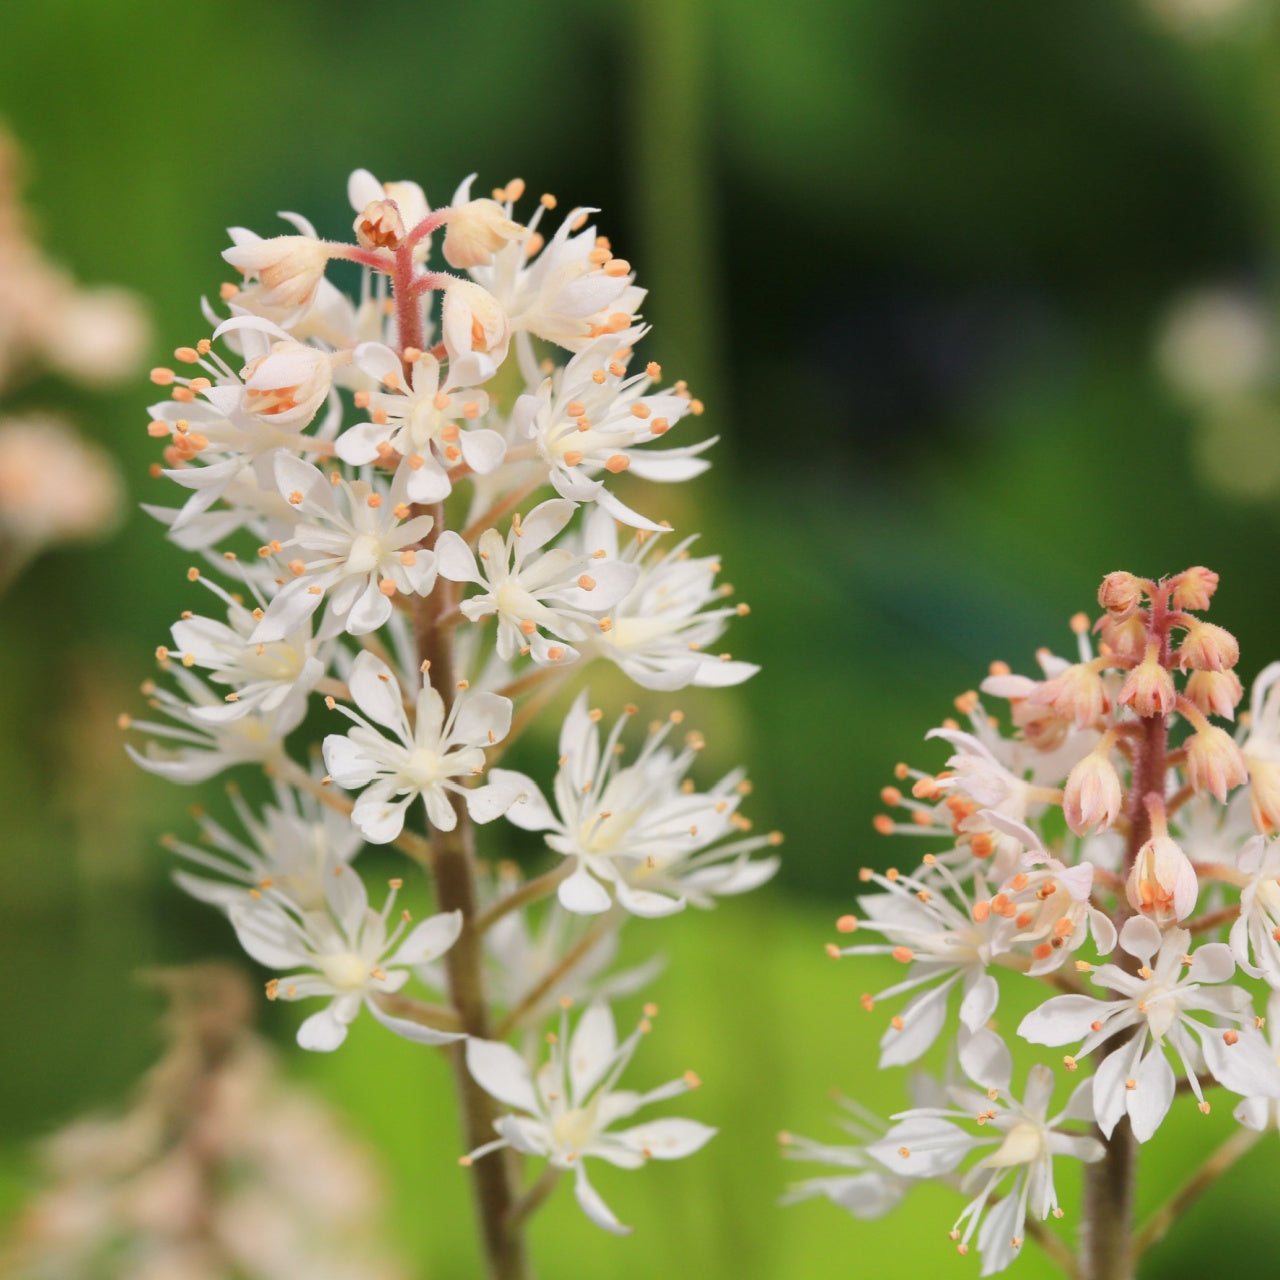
630, 0, 723, 405
1132, 1125, 1262, 1259
414, 493, 530, 1280
475, 862, 573, 936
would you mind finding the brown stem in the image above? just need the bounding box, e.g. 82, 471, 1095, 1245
412, 497, 531, 1280
474, 862, 573, 936
1185, 903, 1241, 936
373, 991, 464, 1034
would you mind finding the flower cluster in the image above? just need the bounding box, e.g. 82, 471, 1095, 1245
125, 169, 775, 1260
786, 569, 1280, 1274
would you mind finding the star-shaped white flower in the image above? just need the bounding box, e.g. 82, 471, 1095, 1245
464, 1000, 714, 1234
322, 650, 512, 843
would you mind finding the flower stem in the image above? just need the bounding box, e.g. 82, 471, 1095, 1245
414, 499, 530, 1280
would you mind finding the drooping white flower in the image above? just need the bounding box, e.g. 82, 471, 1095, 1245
572, 506, 758, 690
511, 331, 712, 530
334, 343, 506, 502
223, 232, 334, 314
229, 864, 463, 1051
869, 1061, 1102, 1276
1019, 916, 1280, 1141
472, 692, 779, 917
164, 572, 326, 724
123, 666, 304, 784
435, 498, 637, 665
322, 650, 512, 843
1229, 836, 1280, 988
347, 168, 431, 257
441, 280, 510, 386
165, 777, 361, 914
464, 1000, 714, 1234
251, 454, 437, 642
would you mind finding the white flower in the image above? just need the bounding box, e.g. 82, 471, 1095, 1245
334, 343, 506, 502
229, 866, 463, 1051
1019, 916, 1280, 1141
165, 573, 326, 724
223, 233, 333, 313
1229, 836, 1280, 987
124, 666, 304, 784
572, 508, 758, 690
463, 1000, 714, 1234
472, 692, 779, 917
511, 332, 712, 530
1235, 990, 1280, 1133
441, 280, 510, 386
1242, 661, 1280, 833
165, 778, 361, 915
252, 454, 437, 642
869, 1062, 1102, 1276
435, 498, 637, 665
466, 191, 644, 351
322, 650, 512, 843
347, 168, 431, 255
443, 198, 527, 269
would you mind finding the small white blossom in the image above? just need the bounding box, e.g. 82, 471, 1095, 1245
1019, 916, 1280, 1141
435, 498, 637, 665
230, 865, 463, 1051
473, 692, 778, 917
464, 1001, 713, 1234
252, 454, 437, 642
322, 650, 512, 843
1229, 836, 1280, 987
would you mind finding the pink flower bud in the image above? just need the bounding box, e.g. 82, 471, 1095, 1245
222, 235, 332, 312
1063, 749, 1123, 835
1099, 614, 1146, 665
1171, 566, 1219, 612
1118, 646, 1176, 718
1028, 662, 1109, 728
1126, 832, 1198, 926
353, 199, 405, 251
1098, 571, 1143, 617
1184, 669, 1243, 721
1177, 620, 1239, 672
442, 200, 527, 269
1186, 725, 1247, 803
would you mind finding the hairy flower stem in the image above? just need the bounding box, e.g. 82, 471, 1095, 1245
416, 503, 530, 1280
1081, 586, 1172, 1280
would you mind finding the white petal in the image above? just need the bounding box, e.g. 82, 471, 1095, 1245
322, 734, 379, 788
352, 793, 411, 844
228, 904, 303, 969
459, 428, 507, 474
365, 996, 464, 1045
388, 910, 463, 966
520, 497, 577, 551
567, 1002, 618, 1100
959, 973, 1000, 1032
1128, 1047, 1175, 1143
573, 1166, 631, 1236
558, 864, 613, 914
452, 691, 513, 748
1119, 915, 1163, 963
1018, 995, 1107, 1047
435, 530, 483, 583
1091, 1048, 1132, 1140
613, 880, 685, 917
297, 1006, 350, 1052
483, 769, 557, 830
1188, 943, 1236, 985
612, 1118, 716, 1160
868, 1118, 971, 1179
958, 1028, 1012, 1093
878, 981, 950, 1068
465, 1037, 539, 1113
348, 650, 409, 734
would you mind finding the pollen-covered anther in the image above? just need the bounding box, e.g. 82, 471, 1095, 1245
891, 946, 913, 964
605, 454, 630, 473
1063, 1055, 1078, 1072
836, 915, 858, 933
1223, 1029, 1240, 1046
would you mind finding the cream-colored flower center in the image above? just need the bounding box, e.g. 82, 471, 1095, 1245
321, 950, 369, 991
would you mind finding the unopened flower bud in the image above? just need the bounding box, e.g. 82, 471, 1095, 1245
1099, 571, 1143, 618
1171, 566, 1219, 612
1126, 830, 1198, 927
353, 199, 405, 251
1186, 724, 1247, 803
240, 342, 333, 427
1177, 620, 1239, 673
1063, 748, 1123, 835
1247, 757, 1280, 834
1184, 669, 1244, 721
442, 281, 510, 383
1099, 614, 1146, 665
222, 235, 332, 311
1028, 662, 1109, 728
1119, 645, 1176, 718
442, 199, 527, 269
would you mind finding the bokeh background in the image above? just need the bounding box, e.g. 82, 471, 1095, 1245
5, 0, 1280, 1275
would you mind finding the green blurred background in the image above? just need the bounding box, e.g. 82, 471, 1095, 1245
5, 0, 1280, 1275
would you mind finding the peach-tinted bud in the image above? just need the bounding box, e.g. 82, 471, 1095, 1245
239, 342, 332, 428
1126, 832, 1198, 926
1171, 566, 1219, 612
1009, 700, 1070, 753
222, 236, 332, 311
1028, 662, 1109, 728
1247, 757, 1280, 834
1063, 749, 1123, 835
441, 281, 510, 381
353, 199, 405, 251
1118, 645, 1176, 718
1099, 571, 1143, 617
1186, 725, 1248, 803
1099, 614, 1147, 665
442, 199, 527, 269
1184, 669, 1244, 721
1177, 620, 1239, 672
